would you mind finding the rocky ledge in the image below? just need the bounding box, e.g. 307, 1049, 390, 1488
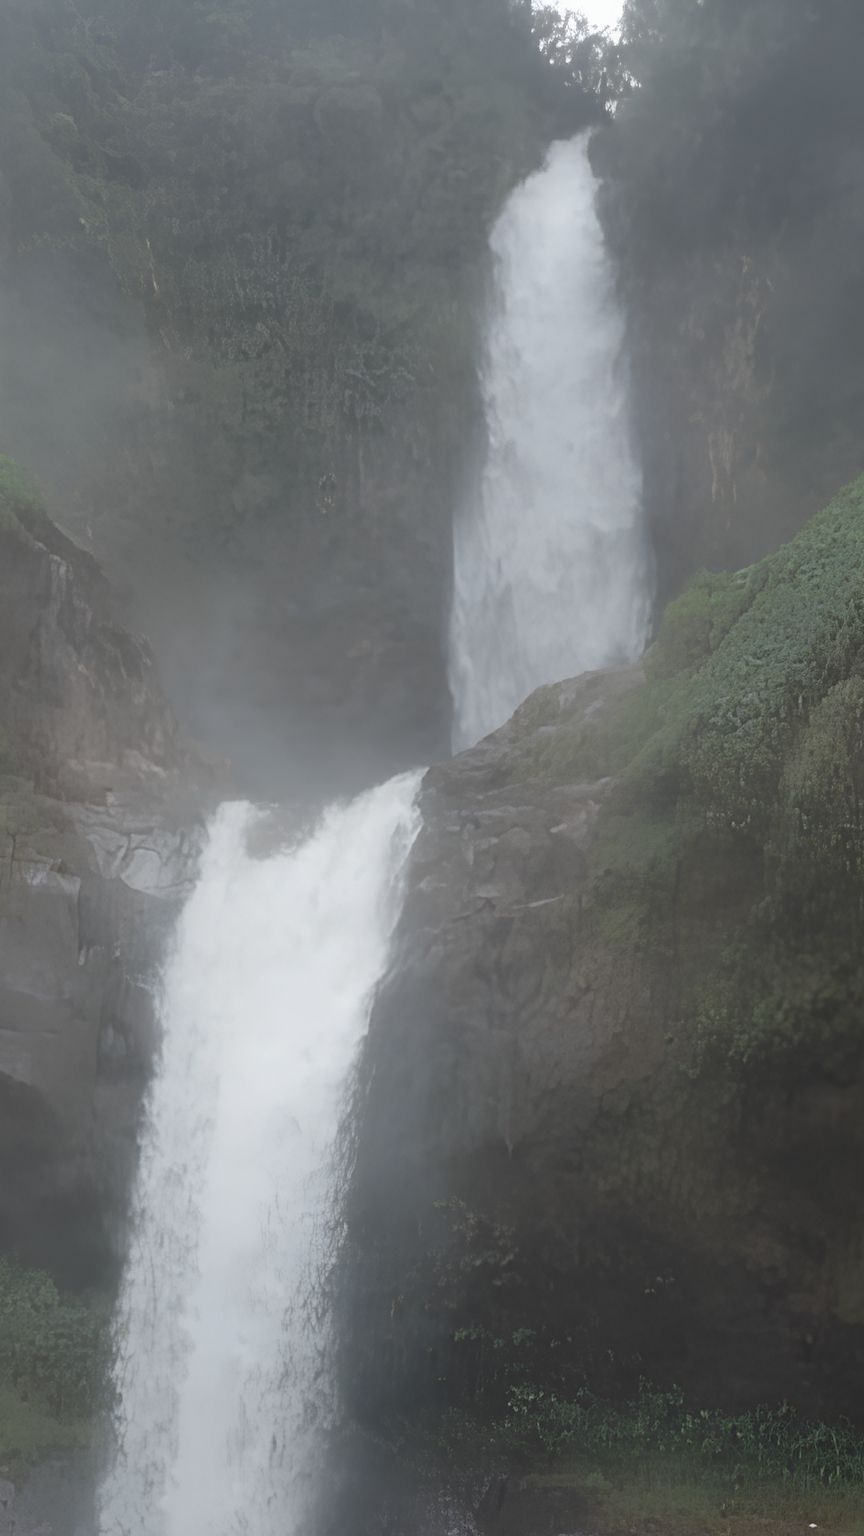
345, 477, 864, 1452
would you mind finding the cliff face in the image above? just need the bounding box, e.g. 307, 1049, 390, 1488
345, 479, 864, 1441
0, 462, 209, 1281
596, 0, 864, 602
0, 0, 593, 800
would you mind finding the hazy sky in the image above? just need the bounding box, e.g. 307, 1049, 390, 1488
563, 1, 623, 31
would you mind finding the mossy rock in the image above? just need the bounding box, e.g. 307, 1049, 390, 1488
644, 566, 758, 680
510, 477, 864, 1081
0, 1259, 110, 1479
0, 456, 48, 544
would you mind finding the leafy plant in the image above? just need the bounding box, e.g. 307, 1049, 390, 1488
0, 1260, 111, 1421
501, 1379, 864, 1493
0, 455, 45, 538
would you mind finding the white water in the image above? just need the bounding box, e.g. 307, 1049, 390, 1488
99, 775, 421, 1536
449, 134, 650, 750
99, 128, 651, 1536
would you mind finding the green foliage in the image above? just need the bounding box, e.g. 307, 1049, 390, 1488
671, 482, 864, 832
0, 1384, 92, 1485
0, 454, 45, 538
515, 674, 675, 787
0, 1259, 110, 1423
600, 479, 864, 839
608, 0, 864, 582
507, 479, 864, 1081
503, 1380, 864, 1493
645, 568, 757, 680
0, 0, 602, 563
531, 6, 625, 110
774, 677, 864, 900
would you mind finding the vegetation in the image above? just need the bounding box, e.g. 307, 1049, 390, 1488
0, 0, 621, 781
0, 1260, 110, 1479
598, 0, 864, 587
426, 1377, 864, 1531
531, 5, 625, 107
502, 1381, 864, 1490
0, 0, 603, 562
0, 455, 45, 540
499, 480, 864, 1082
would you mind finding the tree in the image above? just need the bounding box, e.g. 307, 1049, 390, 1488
531, 5, 627, 110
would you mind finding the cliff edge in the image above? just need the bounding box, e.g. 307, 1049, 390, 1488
347, 477, 864, 1440
0, 458, 213, 1280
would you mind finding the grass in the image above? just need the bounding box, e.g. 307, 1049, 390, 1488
429, 1383, 864, 1535
0, 1260, 109, 1481
0, 1384, 92, 1485
544, 1464, 864, 1536
503, 1382, 864, 1488
545, 476, 864, 1082
0, 454, 44, 540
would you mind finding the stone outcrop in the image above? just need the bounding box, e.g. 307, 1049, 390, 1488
593, 3, 864, 604
0, 468, 213, 1279
345, 481, 864, 1447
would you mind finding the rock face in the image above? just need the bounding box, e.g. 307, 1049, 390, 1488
0, 466, 210, 1280
345, 481, 864, 1445
594, 2, 864, 603
0, 2, 574, 802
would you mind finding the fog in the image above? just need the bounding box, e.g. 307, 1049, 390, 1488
1, 2, 863, 1533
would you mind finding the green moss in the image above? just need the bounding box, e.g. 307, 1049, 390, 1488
431, 1383, 864, 1530
650, 478, 864, 833
0, 1260, 109, 1480
773, 676, 864, 901
689, 942, 864, 1083
0, 1260, 110, 1418
591, 806, 697, 897
507, 669, 671, 787
0, 1384, 92, 1485
522, 682, 669, 784
0, 455, 53, 548
645, 566, 759, 681
512, 477, 864, 1079
545, 478, 864, 832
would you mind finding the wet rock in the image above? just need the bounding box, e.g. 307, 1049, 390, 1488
346, 601, 864, 1432
0, 500, 216, 1277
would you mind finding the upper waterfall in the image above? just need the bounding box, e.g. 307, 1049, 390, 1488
448, 134, 651, 751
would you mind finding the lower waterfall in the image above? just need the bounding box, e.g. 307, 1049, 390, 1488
98, 774, 422, 1536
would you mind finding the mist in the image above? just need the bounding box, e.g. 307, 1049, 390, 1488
1, 1, 863, 1533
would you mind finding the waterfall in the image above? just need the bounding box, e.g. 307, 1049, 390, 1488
98, 774, 421, 1536
98, 126, 651, 1536
449, 134, 651, 751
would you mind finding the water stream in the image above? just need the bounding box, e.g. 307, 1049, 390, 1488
449, 134, 650, 750
98, 777, 421, 1536
100, 129, 649, 1536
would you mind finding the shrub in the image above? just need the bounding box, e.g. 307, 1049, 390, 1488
503, 1380, 864, 1492
0, 1260, 110, 1421
0, 455, 45, 539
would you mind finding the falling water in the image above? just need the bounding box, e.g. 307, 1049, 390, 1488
99, 774, 421, 1536
449, 134, 651, 750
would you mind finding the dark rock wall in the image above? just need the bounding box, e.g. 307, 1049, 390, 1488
0, 490, 210, 1282
595, 0, 864, 602
344, 485, 864, 1436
